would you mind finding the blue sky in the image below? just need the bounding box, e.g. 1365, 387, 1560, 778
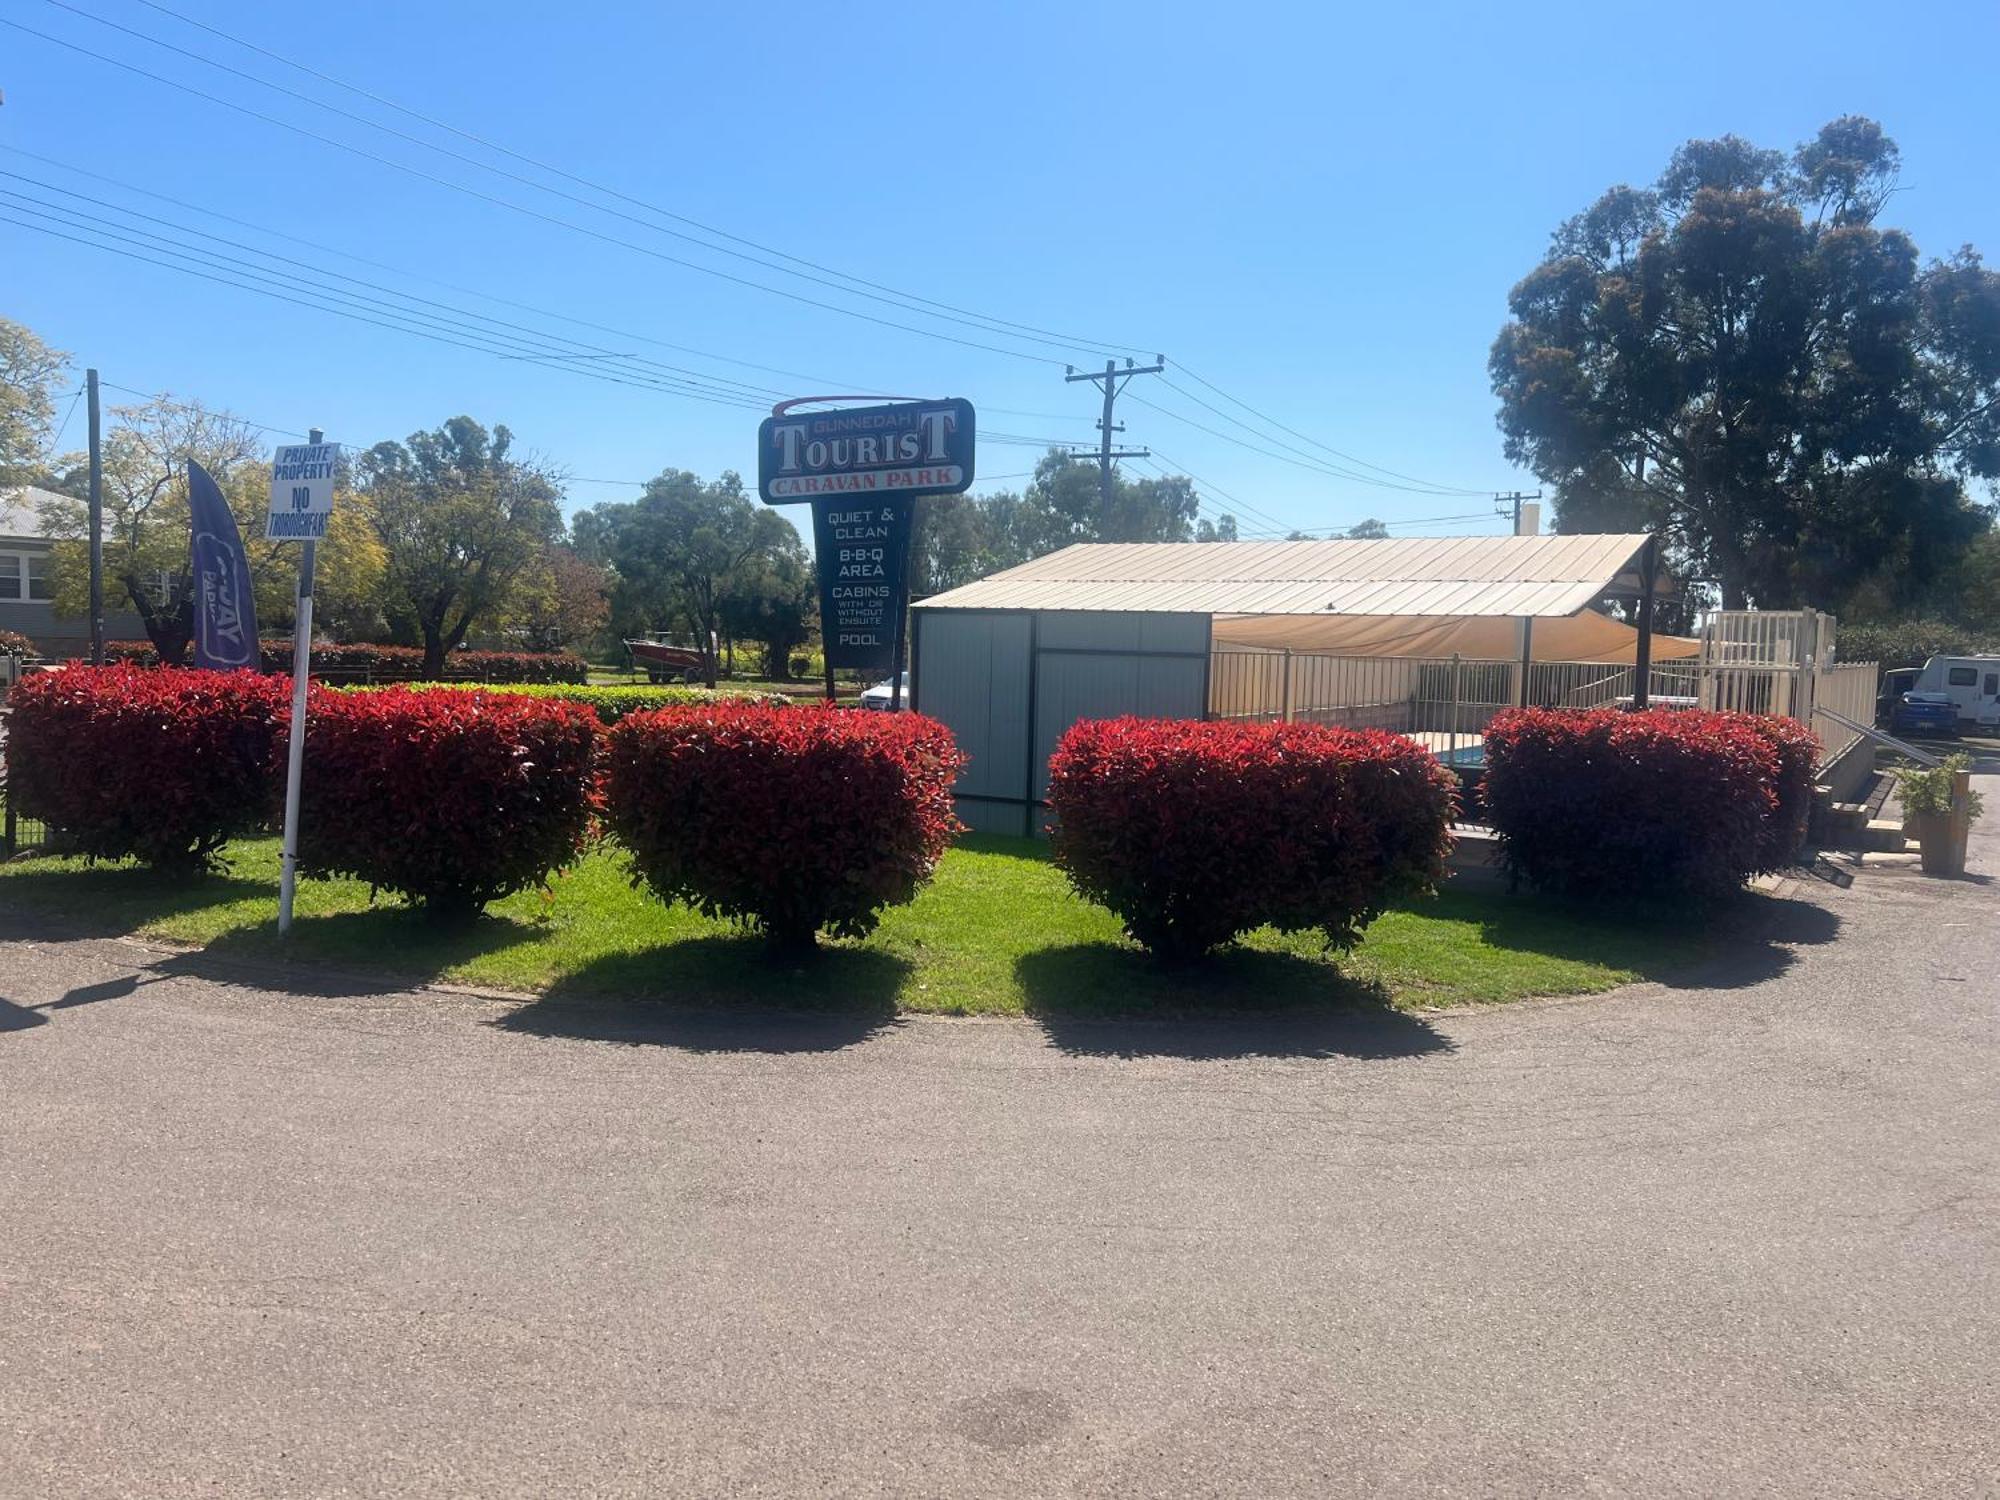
5, 0, 1997, 542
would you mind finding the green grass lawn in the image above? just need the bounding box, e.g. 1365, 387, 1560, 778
0, 832, 1778, 1020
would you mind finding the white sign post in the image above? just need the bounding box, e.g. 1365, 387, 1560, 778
270, 436, 339, 935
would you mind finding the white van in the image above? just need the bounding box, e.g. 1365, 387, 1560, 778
1913, 654, 2000, 729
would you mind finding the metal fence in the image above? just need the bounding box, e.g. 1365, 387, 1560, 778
1209, 646, 1879, 764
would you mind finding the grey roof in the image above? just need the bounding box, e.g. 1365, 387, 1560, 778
0, 486, 75, 543
913, 533, 1661, 619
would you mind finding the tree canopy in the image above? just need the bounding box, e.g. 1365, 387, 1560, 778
1491, 116, 2000, 611
573, 469, 807, 683
0, 317, 71, 487
359, 416, 564, 675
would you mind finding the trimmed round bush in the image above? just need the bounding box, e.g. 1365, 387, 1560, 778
1045, 717, 1458, 961
292, 686, 600, 917
604, 703, 965, 950
5, 663, 286, 871
1740, 714, 1821, 871
1482, 708, 1789, 900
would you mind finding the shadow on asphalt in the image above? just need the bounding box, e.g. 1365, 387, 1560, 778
0, 970, 171, 1034
493, 935, 909, 1053
1473, 889, 1842, 991
1016, 944, 1451, 1061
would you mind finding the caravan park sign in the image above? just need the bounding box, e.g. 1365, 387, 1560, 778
760, 398, 975, 680
758, 398, 975, 503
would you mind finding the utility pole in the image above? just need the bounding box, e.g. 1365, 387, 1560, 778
86, 368, 103, 666
1065, 357, 1165, 511
1494, 489, 1541, 535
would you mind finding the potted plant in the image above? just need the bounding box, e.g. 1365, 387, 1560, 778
1896, 754, 1984, 876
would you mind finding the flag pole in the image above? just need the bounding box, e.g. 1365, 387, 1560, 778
276, 427, 322, 936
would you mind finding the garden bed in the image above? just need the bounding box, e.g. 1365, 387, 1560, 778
0, 833, 1743, 1018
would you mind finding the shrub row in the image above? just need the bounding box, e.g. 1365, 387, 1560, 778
1481, 708, 1818, 900
100, 639, 588, 683
1046, 717, 1458, 960
4, 669, 957, 942
378, 681, 792, 724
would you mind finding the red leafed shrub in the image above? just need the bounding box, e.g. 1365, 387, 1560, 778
1045, 717, 1458, 961
1482, 708, 1790, 899
290, 687, 600, 916
261, 642, 588, 683
603, 703, 965, 949
1740, 714, 1821, 871
4, 664, 286, 870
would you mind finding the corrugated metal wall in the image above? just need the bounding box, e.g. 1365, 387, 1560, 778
914, 609, 1210, 836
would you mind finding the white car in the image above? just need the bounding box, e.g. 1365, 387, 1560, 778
858, 672, 911, 711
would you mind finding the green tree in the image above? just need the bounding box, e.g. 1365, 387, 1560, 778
360, 417, 563, 676
0, 317, 72, 486
1195, 514, 1240, 542
1491, 116, 2000, 611
38, 397, 387, 661
575, 468, 802, 687
497, 543, 612, 654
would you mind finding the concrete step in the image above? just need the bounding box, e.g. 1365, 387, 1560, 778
1861, 817, 1915, 854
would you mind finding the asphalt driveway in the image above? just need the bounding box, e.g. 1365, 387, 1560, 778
1, 783, 1995, 1496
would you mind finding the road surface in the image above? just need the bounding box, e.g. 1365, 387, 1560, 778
2, 779, 1995, 1496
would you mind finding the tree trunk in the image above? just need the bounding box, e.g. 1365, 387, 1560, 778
421, 619, 447, 679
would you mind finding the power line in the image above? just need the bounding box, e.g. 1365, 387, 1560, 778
48, 384, 86, 454
4, 14, 1077, 368
0, 145, 886, 400
0, 173, 784, 408
0, 209, 779, 413
1140, 445, 1296, 536
1167, 363, 1493, 496
109, 0, 1152, 364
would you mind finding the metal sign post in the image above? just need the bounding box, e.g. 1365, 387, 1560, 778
757, 397, 974, 708
270, 431, 339, 935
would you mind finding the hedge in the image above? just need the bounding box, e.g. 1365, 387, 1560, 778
1045, 717, 1458, 961
1482, 708, 1814, 900
385, 681, 793, 724
0, 628, 36, 657
4, 664, 286, 871
99, 639, 589, 683
604, 703, 964, 950
290, 686, 601, 917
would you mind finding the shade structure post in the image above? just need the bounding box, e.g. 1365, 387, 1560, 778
1633, 535, 1659, 710
1516, 620, 1534, 707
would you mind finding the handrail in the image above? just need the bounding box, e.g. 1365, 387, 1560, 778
1813, 707, 1942, 768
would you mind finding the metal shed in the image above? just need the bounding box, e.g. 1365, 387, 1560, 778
909, 532, 1675, 834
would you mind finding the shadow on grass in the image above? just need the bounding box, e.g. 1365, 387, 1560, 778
0, 864, 268, 939
1461, 886, 1842, 992
1017, 944, 1450, 1061
494, 934, 908, 1053
147, 906, 548, 997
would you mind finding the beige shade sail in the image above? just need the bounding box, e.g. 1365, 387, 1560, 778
1209, 608, 1701, 662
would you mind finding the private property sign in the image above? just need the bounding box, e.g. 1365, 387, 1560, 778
266, 442, 340, 541
758, 398, 975, 502
760, 398, 976, 681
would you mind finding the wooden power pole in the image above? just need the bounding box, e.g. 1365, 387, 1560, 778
1064, 357, 1165, 509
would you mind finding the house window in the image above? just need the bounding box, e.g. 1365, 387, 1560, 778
0, 551, 58, 602
1947, 666, 1977, 686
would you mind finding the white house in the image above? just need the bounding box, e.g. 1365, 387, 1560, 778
0, 485, 148, 656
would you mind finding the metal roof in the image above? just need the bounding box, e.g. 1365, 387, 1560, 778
0, 486, 71, 543
913, 533, 1661, 619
